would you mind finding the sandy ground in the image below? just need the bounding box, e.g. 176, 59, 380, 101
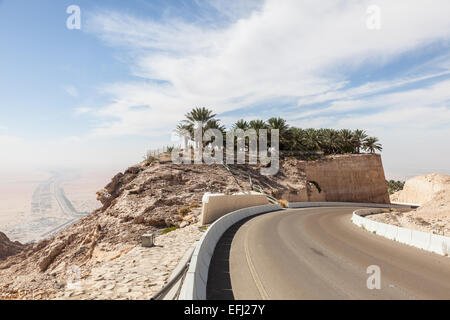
369, 209, 450, 236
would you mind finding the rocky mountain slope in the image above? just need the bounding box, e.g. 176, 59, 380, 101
371, 173, 450, 235
0, 232, 24, 261
0, 154, 389, 299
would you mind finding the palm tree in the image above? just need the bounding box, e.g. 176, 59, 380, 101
184, 107, 216, 125
267, 117, 289, 132
363, 137, 382, 153
248, 120, 268, 150
352, 129, 368, 154
286, 127, 306, 152
267, 117, 289, 150
249, 120, 267, 131
303, 128, 321, 152
176, 107, 222, 148
319, 129, 341, 154
233, 119, 250, 130
338, 129, 355, 153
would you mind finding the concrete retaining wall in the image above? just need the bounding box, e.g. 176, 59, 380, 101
352, 209, 450, 257
179, 203, 282, 300
200, 192, 269, 225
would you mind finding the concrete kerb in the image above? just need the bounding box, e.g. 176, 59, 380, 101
352, 206, 450, 258
179, 203, 282, 300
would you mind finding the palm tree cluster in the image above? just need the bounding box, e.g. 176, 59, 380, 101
176, 107, 382, 155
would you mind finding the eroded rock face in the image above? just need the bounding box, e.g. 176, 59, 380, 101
391, 173, 450, 205
371, 173, 450, 235
0, 232, 25, 261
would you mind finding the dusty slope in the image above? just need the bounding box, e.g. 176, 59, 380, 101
0, 154, 389, 299
371, 173, 450, 235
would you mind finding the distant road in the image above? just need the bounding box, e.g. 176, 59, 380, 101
30, 174, 88, 239
53, 179, 87, 217
207, 207, 450, 299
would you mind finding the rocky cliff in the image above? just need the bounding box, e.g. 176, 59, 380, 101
0, 232, 24, 261
0, 154, 389, 299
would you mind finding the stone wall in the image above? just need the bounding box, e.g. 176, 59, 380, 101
297, 154, 390, 204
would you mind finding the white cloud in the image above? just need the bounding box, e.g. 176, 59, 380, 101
63, 85, 79, 97
69, 0, 450, 177
84, 0, 450, 138
74, 107, 91, 115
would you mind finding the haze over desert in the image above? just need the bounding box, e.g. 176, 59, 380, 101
0, 168, 115, 243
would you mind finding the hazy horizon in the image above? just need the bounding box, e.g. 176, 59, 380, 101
1, 0, 449, 181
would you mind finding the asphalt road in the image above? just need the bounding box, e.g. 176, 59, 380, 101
206, 207, 450, 300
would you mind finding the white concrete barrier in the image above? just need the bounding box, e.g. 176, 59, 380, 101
352, 208, 450, 258
410, 229, 431, 250
384, 224, 398, 240
397, 227, 412, 244
201, 192, 270, 225
179, 203, 282, 300
429, 234, 449, 256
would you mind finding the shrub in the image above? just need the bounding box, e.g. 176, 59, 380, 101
189, 203, 202, 209
178, 206, 191, 216
161, 227, 179, 235
277, 199, 289, 208
143, 151, 158, 164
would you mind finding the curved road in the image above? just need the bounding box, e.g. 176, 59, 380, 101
207, 207, 450, 299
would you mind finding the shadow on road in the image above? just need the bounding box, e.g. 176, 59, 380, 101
206, 216, 257, 300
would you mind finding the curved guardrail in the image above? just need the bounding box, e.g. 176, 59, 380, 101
178, 203, 282, 300
352, 208, 450, 257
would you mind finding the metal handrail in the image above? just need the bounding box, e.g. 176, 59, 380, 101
150, 249, 194, 300
221, 163, 278, 204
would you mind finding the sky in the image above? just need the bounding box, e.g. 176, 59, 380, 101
0, 0, 449, 179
